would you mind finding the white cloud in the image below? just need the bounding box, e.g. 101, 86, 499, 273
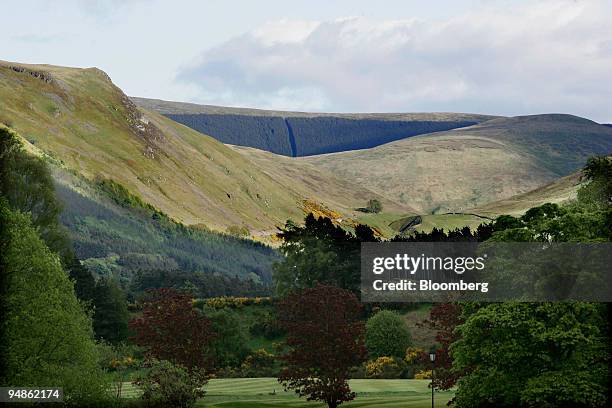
178, 0, 612, 121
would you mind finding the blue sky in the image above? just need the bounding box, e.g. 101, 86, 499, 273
2, 0, 611, 121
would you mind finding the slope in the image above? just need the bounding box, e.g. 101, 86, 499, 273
0, 60, 410, 237
134, 97, 495, 156
300, 114, 612, 214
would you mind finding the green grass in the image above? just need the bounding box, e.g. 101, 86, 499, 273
120, 378, 453, 407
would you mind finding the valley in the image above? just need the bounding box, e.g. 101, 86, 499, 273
2, 59, 611, 251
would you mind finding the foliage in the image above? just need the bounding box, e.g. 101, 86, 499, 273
277, 284, 367, 408
577, 155, 612, 209
131, 270, 270, 301
57, 182, 278, 285
365, 356, 405, 379
0, 202, 109, 405
239, 349, 278, 377
134, 359, 207, 408
420, 303, 464, 389
452, 302, 609, 408
0, 126, 69, 255
226, 224, 250, 237
129, 288, 216, 371
204, 308, 250, 369
414, 369, 432, 380
93, 278, 130, 343
273, 214, 377, 295
200, 296, 272, 309
366, 199, 382, 213
97, 341, 140, 400
365, 310, 411, 359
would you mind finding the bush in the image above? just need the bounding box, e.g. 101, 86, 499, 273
366, 199, 383, 213
365, 310, 411, 358
135, 360, 207, 408
239, 349, 277, 377
365, 356, 405, 379
226, 225, 250, 237
414, 369, 432, 380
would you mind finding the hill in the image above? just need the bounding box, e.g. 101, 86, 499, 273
300, 114, 612, 214
469, 170, 583, 217
134, 97, 495, 157
0, 60, 411, 241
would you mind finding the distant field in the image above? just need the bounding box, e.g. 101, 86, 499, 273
120, 378, 453, 407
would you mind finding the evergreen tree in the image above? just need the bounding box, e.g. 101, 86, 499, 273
93, 278, 129, 344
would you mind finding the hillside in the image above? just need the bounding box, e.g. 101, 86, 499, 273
470, 171, 583, 216
134, 97, 495, 156
300, 114, 612, 214
0, 61, 411, 239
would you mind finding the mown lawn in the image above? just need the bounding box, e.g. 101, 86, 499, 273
121, 378, 453, 407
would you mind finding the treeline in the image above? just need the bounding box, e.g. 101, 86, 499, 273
166, 113, 478, 156
56, 180, 278, 287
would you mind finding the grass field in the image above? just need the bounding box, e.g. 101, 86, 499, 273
120, 378, 453, 407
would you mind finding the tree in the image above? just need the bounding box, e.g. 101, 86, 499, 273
0, 126, 69, 256
0, 202, 109, 405
273, 214, 378, 295
204, 308, 250, 368
93, 278, 129, 344
129, 288, 216, 371
135, 359, 207, 408
365, 310, 411, 359
452, 303, 609, 408
366, 199, 382, 213
420, 303, 463, 389
277, 284, 367, 408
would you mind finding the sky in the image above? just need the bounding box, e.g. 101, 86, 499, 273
2, 0, 611, 122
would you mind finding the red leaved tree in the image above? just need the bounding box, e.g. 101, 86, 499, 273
277, 283, 366, 408
129, 288, 216, 371
420, 302, 464, 389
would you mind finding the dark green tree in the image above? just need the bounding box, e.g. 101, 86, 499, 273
365, 310, 411, 358
93, 278, 129, 344
452, 303, 609, 408
204, 308, 250, 368
273, 214, 377, 295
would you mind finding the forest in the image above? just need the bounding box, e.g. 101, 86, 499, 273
166, 113, 479, 156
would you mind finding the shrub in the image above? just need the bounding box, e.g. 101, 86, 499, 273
365, 310, 411, 358
365, 356, 405, 379
366, 199, 382, 213
239, 349, 277, 377
414, 369, 432, 380
135, 360, 207, 408
226, 225, 250, 237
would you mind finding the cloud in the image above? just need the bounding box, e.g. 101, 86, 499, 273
177, 0, 612, 121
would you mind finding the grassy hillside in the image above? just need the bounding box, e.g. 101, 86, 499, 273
135, 97, 494, 156
469, 171, 582, 217
52, 166, 278, 286
302, 114, 612, 214
0, 61, 409, 238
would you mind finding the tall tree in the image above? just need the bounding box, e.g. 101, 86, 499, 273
277, 284, 366, 408
129, 288, 216, 371
0, 202, 108, 404
93, 278, 129, 344
452, 303, 609, 408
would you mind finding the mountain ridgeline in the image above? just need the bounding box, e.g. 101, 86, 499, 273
133, 98, 494, 156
